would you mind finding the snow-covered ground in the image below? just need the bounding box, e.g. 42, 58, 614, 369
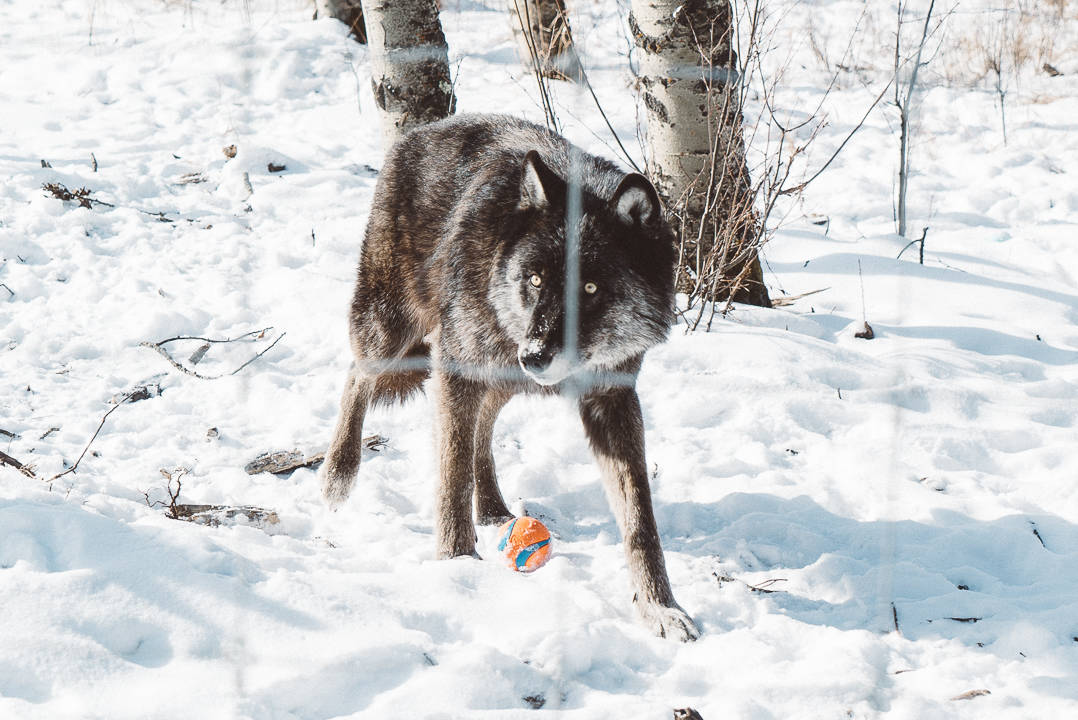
2, 0, 1077, 717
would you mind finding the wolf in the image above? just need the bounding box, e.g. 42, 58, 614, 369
322, 114, 699, 641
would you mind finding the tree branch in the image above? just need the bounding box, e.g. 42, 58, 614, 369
140, 330, 286, 380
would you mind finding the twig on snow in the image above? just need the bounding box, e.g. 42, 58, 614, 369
47, 393, 132, 485
154, 327, 271, 346
897, 227, 929, 263
770, 287, 829, 307
745, 578, 788, 593
142, 467, 186, 519
854, 259, 874, 339
42, 182, 112, 209
1030, 521, 1046, 548
42, 181, 174, 222
139, 329, 285, 380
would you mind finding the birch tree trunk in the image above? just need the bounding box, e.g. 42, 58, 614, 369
318, 0, 367, 42
507, 0, 583, 81
364, 0, 456, 148
629, 0, 770, 308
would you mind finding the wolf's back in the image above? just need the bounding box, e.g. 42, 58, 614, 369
374, 114, 625, 240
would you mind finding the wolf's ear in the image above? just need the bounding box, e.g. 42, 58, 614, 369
520, 150, 563, 210
611, 173, 661, 226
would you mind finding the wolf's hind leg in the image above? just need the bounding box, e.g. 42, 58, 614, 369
473, 387, 513, 525
579, 387, 700, 641
323, 366, 375, 508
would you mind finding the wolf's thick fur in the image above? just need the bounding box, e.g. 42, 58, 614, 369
323, 114, 698, 640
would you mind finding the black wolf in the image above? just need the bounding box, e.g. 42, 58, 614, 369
322, 114, 698, 640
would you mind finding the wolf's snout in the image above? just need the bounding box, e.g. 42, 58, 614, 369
518, 345, 553, 374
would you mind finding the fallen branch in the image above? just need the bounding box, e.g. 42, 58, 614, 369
245, 437, 388, 475
170, 504, 280, 529
42, 181, 174, 222
0, 449, 37, 479
770, 287, 829, 307
245, 450, 325, 475
42, 182, 113, 209
139, 329, 285, 380
141, 469, 280, 530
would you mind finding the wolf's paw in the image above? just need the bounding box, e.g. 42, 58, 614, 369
475, 493, 513, 526
320, 467, 355, 510
635, 599, 701, 642
476, 510, 514, 526
436, 546, 482, 560
435, 530, 481, 560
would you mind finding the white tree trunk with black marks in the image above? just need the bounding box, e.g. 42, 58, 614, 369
629, 0, 770, 307
364, 0, 456, 148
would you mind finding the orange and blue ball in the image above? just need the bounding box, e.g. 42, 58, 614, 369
497, 516, 552, 572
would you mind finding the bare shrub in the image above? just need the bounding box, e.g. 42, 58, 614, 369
654, 2, 885, 326
946, 1, 1072, 142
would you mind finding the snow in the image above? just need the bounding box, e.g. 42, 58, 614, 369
2, 0, 1078, 717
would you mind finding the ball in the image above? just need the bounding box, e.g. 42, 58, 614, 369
497, 516, 552, 572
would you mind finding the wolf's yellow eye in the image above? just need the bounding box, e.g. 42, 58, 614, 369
584, 282, 597, 294
529, 274, 542, 288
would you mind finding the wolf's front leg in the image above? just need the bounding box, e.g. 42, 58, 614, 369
433, 369, 483, 558
473, 388, 514, 525
579, 387, 700, 641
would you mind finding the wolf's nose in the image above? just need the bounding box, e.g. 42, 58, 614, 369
519, 347, 552, 374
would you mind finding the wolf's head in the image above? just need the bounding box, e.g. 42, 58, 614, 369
490, 150, 676, 387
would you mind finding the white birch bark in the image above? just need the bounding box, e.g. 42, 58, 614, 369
629, 0, 769, 307
364, 0, 456, 148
